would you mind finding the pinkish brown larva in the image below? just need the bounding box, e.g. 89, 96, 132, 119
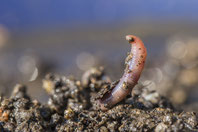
98, 35, 147, 111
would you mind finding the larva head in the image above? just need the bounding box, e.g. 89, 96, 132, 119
126, 35, 142, 44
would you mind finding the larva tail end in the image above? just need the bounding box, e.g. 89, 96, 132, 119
126, 35, 135, 43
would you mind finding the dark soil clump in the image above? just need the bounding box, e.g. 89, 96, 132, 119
0, 67, 198, 132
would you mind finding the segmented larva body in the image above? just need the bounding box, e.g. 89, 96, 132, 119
98, 35, 147, 111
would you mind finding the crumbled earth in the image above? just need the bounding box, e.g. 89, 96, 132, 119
0, 67, 198, 132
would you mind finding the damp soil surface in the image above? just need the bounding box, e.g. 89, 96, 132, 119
0, 67, 198, 132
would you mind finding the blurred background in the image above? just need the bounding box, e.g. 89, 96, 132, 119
0, 1, 198, 110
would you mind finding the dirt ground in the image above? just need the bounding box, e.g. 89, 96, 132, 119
0, 67, 197, 132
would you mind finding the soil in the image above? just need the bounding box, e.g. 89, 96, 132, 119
0, 67, 197, 132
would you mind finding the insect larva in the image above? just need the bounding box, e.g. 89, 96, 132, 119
97, 35, 147, 111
